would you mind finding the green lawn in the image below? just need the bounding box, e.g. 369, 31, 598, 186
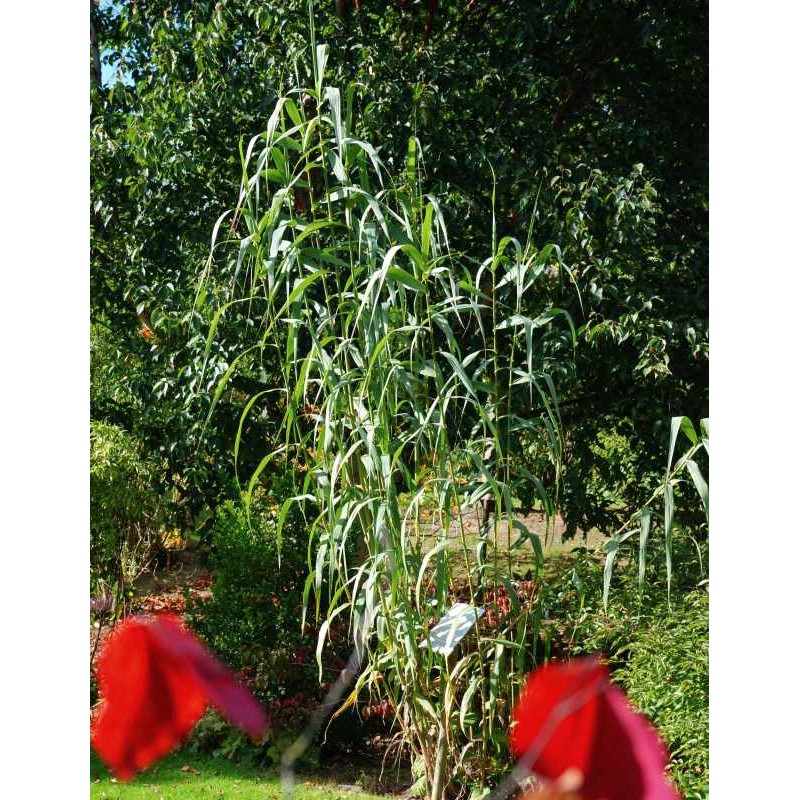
90, 752, 391, 800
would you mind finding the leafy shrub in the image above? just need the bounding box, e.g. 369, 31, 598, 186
90, 420, 164, 590
185, 480, 353, 765
619, 591, 709, 800
186, 484, 307, 677
540, 547, 708, 800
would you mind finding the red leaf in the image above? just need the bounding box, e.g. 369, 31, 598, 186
91, 615, 268, 780
510, 659, 679, 800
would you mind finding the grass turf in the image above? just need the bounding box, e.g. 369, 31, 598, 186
90, 751, 391, 800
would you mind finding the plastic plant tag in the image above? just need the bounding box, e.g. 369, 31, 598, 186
422, 602, 484, 657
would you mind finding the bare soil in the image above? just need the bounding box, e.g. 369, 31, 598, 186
90, 548, 213, 664
415, 507, 605, 575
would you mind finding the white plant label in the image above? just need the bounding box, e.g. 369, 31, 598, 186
422, 602, 485, 657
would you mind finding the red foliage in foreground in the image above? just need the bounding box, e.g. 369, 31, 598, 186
92, 617, 679, 799
91, 615, 268, 780
511, 659, 680, 799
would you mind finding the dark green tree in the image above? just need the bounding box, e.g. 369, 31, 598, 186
90, 0, 707, 529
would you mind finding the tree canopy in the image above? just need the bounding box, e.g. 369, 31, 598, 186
90, 0, 708, 530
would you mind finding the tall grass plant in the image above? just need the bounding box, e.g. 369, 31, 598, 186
197, 47, 575, 797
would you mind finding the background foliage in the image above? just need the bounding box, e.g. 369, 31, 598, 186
184, 484, 352, 766
89, 2, 708, 796
91, 0, 708, 531
90, 418, 165, 592
547, 541, 709, 800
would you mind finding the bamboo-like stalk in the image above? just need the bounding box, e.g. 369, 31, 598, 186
197, 54, 574, 794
